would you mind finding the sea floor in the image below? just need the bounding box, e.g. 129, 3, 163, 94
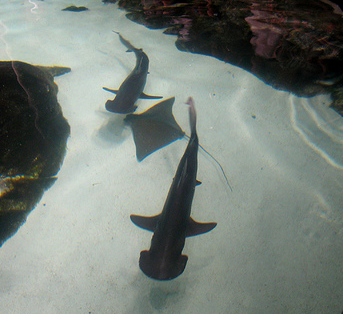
1, 1, 343, 313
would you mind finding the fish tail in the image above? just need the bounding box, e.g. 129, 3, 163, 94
186, 97, 196, 135
112, 30, 136, 52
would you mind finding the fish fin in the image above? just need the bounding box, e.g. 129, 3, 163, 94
113, 31, 137, 51
186, 217, 217, 237
103, 87, 119, 94
139, 92, 163, 99
196, 180, 202, 186
130, 214, 160, 232
139, 250, 188, 280
124, 97, 185, 161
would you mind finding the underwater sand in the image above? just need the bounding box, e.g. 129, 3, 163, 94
0, 1, 343, 313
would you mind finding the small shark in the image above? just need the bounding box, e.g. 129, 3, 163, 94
130, 97, 217, 280
103, 32, 162, 114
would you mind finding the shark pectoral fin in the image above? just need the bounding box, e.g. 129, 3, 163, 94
196, 180, 202, 186
139, 92, 163, 99
186, 217, 217, 237
130, 214, 160, 232
103, 87, 119, 94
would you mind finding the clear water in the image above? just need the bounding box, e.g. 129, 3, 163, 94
0, 1, 343, 313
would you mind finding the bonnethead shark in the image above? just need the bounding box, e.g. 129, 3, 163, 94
130, 97, 217, 280
103, 32, 162, 114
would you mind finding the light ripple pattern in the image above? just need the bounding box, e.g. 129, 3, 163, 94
290, 94, 343, 170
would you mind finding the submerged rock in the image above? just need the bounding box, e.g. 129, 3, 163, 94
110, 0, 343, 116
0, 61, 70, 247
62, 5, 89, 12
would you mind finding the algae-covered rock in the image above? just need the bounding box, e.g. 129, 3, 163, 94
110, 0, 343, 116
0, 61, 70, 247
62, 5, 89, 12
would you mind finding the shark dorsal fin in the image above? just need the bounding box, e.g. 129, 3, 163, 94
130, 214, 160, 232
186, 217, 217, 237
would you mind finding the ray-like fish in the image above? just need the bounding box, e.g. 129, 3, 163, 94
130, 97, 217, 280
124, 97, 184, 161
103, 32, 162, 114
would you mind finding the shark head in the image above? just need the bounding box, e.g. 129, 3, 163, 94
139, 250, 188, 280
105, 98, 137, 114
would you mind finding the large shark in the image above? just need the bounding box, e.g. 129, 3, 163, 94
130, 97, 217, 280
103, 32, 162, 114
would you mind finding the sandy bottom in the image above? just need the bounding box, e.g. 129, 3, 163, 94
0, 1, 343, 313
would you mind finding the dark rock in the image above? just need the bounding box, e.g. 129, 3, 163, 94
62, 5, 89, 12
0, 61, 70, 247
108, 0, 343, 116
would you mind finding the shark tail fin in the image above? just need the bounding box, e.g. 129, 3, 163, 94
186, 217, 217, 237
139, 250, 188, 280
113, 31, 137, 51
130, 214, 160, 232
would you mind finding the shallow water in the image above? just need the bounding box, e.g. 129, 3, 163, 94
0, 1, 343, 313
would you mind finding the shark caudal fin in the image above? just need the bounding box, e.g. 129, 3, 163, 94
124, 97, 185, 161
186, 217, 217, 237
113, 31, 137, 52
130, 214, 160, 232
139, 250, 188, 280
